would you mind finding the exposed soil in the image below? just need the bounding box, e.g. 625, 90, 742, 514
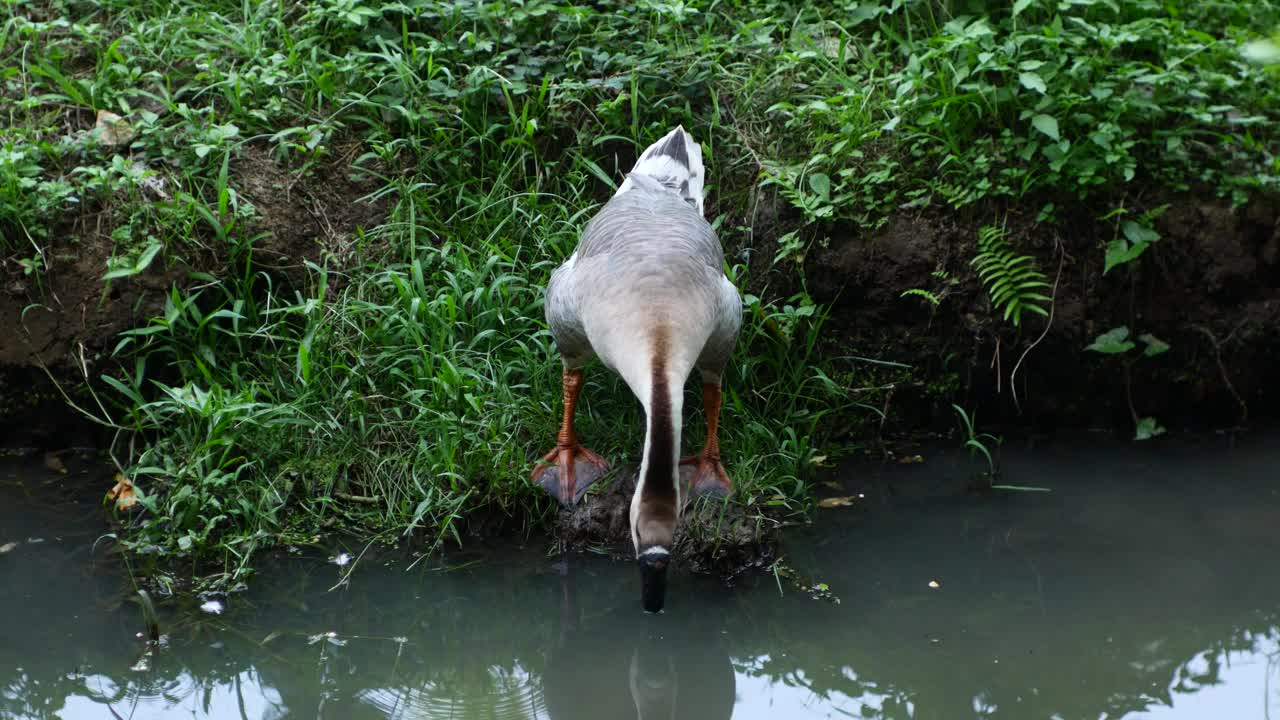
1, 142, 384, 446
804, 191, 1280, 435
230, 143, 386, 284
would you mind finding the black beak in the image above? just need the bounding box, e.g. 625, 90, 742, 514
638, 553, 669, 613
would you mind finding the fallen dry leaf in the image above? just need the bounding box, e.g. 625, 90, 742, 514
818, 496, 856, 508
897, 454, 925, 464
928, 580, 941, 589
95, 110, 135, 147
0, 542, 17, 555
107, 473, 138, 510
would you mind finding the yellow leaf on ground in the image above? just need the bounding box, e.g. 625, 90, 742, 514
95, 110, 135, 147
107, 473, 137, 510
818, 496, 856, 508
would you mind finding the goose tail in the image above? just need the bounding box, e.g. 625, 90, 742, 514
615, 125, 705, 215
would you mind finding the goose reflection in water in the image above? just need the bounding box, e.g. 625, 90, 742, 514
541, 556, 736, 720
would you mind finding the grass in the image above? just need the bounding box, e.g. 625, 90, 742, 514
3, 0, 1278, 588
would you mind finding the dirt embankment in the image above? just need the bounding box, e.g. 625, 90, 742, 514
0, 145, 383, 447
4, 145, 1278, 451
804, 193, 1280, 435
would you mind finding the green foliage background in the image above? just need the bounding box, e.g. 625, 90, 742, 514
2, 0, 1276, 586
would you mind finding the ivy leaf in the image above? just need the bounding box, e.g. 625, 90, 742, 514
1134, 416, 1166, 441
1019, 72, 1047, 94
1031, 114, 1060, 141
1139, 333, 1170, 357
1103, 238, 1149, 274
1085, 326, 1135, 354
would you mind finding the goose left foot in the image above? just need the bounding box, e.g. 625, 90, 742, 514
533, 367, 609, 506
680, 382, 732, 499
533, 444, 610, 506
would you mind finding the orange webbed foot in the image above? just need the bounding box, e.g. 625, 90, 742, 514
679, 452, 732, 500
532, 444, 610, 506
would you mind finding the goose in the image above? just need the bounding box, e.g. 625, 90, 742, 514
532, 126, 743, 613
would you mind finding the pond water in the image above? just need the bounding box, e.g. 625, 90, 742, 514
2, 432, 1279, 720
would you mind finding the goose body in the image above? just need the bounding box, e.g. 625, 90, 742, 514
533, 127, 743, 612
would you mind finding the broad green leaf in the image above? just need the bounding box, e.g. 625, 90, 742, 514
1012, 0, 1035, 17
1031, 114, 1060, 141
1085, 326, 1135, 354
1019, 72, 1047, 94
1242, 38, 1280, 65
1135, 416, 1166, 441
1139, 333, 1170, 356
807, 172, 831, 199
1103, 238, 1148, 274
1121, 220, 1160, 245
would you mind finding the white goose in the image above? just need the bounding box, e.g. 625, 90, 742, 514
532, 126, 743, 612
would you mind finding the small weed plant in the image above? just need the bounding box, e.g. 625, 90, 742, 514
1085, 326, 1171, 440
952, 404, 1001, 478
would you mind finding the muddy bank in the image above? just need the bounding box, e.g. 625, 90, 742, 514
548, 470, 780, 577
803, 191, 1280, 434
6, 150, 1277, 446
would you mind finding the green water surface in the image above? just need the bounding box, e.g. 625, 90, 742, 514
2, 433, 1278, 719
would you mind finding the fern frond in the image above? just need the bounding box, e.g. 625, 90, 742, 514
970, 223, 1052, 328
900, 288, 941, 306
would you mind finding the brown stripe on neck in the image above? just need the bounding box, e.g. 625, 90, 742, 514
642, 329, 676, 502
